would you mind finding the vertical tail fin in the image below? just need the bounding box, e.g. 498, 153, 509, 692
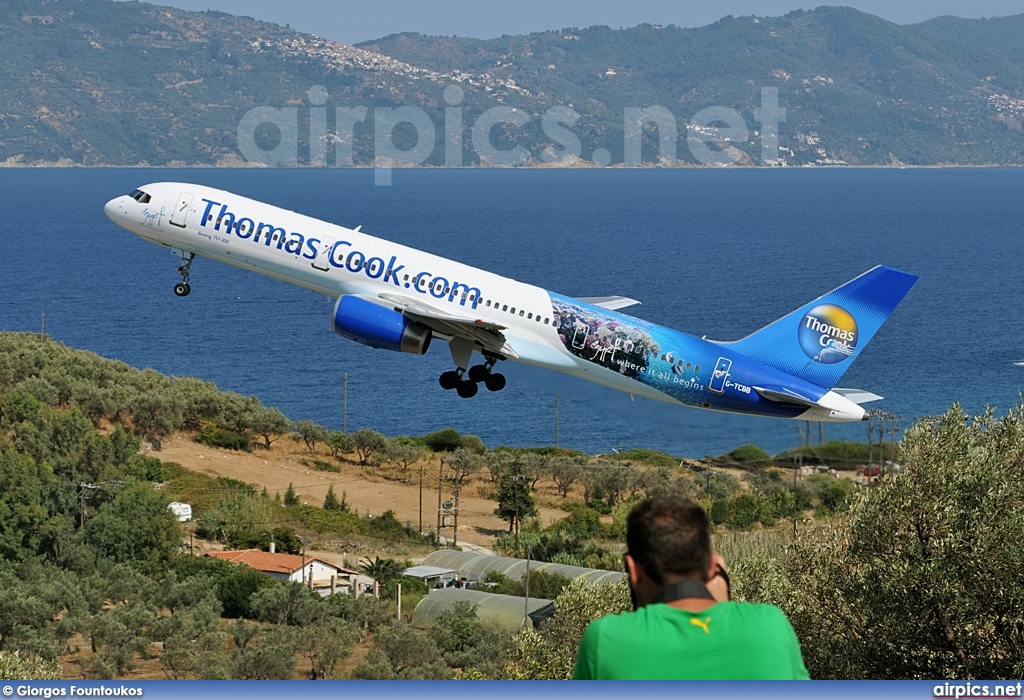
723, 266, 917, 390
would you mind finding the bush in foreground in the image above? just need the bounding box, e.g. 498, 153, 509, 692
736, 405, 1024, 679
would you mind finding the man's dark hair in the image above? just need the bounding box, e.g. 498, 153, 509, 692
626, 496, 712, 585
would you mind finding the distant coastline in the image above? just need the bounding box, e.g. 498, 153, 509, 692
4, 3, 1024, 170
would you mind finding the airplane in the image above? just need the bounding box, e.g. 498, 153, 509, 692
104, 183, 916, 422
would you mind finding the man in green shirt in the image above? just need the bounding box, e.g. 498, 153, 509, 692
573, 496, 809, 680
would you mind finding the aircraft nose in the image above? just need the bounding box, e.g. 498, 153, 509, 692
104, 196, 126, 222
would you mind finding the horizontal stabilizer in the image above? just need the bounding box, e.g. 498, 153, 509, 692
578, 296, 641, 311
833, 387, 884, 404
753, 385, 818, 407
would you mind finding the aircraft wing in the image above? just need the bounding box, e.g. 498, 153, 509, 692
578, 296, 641, 311
377, 293, 517, 358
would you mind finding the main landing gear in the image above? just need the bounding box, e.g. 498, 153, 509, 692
173, 249, 194, 297
439, 358, 506, 399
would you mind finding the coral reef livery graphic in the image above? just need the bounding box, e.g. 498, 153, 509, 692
551, 298, 660, 377
798, 304, 858, 364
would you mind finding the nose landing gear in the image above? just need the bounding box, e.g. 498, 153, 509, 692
173, 249, 194, 297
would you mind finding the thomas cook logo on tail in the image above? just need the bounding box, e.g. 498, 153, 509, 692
798, 304, 858, 364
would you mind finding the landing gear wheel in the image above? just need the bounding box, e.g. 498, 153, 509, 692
174, 250, 195, 297
468, 364, 490, 383
484, 373, 506, 392
439, 371, 461, 391
456, 380, 479, 399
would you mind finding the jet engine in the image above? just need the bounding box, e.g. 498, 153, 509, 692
331, 295, 432, 354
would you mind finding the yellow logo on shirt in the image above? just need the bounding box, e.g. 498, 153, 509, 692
691, 617, 711, 634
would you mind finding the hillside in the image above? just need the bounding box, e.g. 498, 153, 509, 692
0, 0, 536, 165
361, 8, 1024, 166
2, 1, 1024, 165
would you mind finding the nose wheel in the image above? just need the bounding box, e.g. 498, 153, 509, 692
173, 249, 194, 297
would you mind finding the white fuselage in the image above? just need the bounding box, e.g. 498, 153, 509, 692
104, 182, 870, 422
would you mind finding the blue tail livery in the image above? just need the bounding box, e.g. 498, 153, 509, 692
722, 266, 918, 390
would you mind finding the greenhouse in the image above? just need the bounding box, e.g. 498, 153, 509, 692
419, 550, 625, 586
410, 589, 555, 632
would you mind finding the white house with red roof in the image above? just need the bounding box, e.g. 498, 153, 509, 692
206, 549, 374, 596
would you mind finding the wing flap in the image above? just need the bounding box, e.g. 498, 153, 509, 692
377, 293, 505, 330
377, 293, 515, 357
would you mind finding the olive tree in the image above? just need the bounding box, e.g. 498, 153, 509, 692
736, 405, 1024, 679
503, 577, 631, 679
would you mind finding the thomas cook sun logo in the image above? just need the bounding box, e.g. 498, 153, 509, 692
798, 304, 858, 364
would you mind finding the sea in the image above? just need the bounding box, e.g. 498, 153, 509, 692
1, 167, 1022, 458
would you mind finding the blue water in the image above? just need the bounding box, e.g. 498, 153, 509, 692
1, 168, 1022, 457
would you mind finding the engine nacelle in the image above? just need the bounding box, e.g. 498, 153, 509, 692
332, 295, 432, 355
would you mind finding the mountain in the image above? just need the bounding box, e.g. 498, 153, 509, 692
0, 0, 538, 165
360, 8, 1024, 166
2, 0, 1024, 166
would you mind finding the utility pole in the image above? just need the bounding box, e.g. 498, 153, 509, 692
524, 545, 531, 629
418, 463, 424, 533
40, 312, 45, 338
819, 421, 824, 445
78, 482, 99, 527
867, 412, 875, 465
436, 457, 444, 539
794, 426, 802, 537
889, 414, 899, 463
302, 513, 308, 585
555, 394, 560, 449
452, 464, 461, 548
396, 583, 402, 621
512, 473, 524, 557
876, 413, 886, 464
343, 373, 348, 434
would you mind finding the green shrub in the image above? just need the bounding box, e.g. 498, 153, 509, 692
728, 493, 760, 529
607, 448, 681, 467
551, 503, 603, 538
127, 454, 169, 482
0, 651, 62, 680
718, 443, 772, 468
738, 405, 1024, 679
459, 434, 486, 454
196, 423, 252, 452
311, 459, 340, 473
775, 441, 891, 467
228, 527, 303, 555
218, 565, 272, 618
421, 428, 464, 452
710, 497, 732, 525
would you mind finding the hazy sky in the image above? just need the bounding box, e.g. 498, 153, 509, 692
133, 0, 1024, 45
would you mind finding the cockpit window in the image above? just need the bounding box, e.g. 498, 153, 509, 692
127, 189, 151, 204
